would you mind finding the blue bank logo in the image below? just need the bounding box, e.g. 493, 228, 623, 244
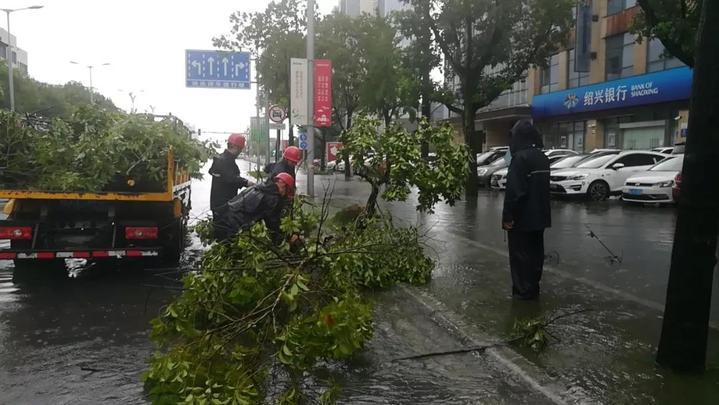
564, 93, 579, 109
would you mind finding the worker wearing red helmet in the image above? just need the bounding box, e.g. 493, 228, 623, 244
214, 172, 296, 243
264, 145, 301, 180
209, 134, 254, 222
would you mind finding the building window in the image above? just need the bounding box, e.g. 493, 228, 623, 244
606, 33, 634, 81
568, 49, 590, 88
542, 121, 586, 152
607, 0, 637, 16
540, 53, 560, 94
647, 38, 685, 72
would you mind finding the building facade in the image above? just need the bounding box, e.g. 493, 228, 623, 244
448, 0, 690, 152
339, 0, 378, 17
378, 0, 409, 17
0, 27, 28, 75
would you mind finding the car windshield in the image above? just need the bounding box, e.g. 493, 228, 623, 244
491, 157, 508, 166
476, 151, 497, 164
650, 156, 684, 171
576, 154, 616, 169
551, 155, 586, 169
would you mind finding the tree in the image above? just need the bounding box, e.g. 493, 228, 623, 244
633, 0, 700, 67
395, 5, 442, 158
0, 61, 116, 118
407, 0, 573, 196
339, 115, 469, 216
641, 0, 718, 372
214, 0, 307, 145
355, 15, 408, 128
316, 12, 364, 178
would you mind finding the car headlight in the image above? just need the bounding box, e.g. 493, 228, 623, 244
657, 180, 674, 188
478, 168, 488, 175
567, 174, 588, 180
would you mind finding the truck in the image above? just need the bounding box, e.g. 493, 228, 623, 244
0, 119, 193, 277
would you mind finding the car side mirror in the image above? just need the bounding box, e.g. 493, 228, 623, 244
612, 163, 625, 170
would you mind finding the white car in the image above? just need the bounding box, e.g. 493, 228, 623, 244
545, 149, 578, 158
491, 154, 579, 190
550, 151, 667, 201
622, 155, 684, 204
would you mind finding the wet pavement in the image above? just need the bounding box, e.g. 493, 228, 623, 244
0, 160, 717, 404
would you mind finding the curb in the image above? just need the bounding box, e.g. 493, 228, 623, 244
399, 285, 595, 405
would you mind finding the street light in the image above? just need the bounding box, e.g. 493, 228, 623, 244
2, 5, 44, 112
70, 61, 111, 104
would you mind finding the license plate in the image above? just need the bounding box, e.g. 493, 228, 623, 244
628, 188, 643, 195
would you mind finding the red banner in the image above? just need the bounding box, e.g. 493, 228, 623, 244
326, 142, 342, 162
313, 59, 332, 128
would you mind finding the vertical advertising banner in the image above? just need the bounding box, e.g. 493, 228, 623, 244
575, 0, 593, 73
290, 58, 309, 126
313, 59, 333, 128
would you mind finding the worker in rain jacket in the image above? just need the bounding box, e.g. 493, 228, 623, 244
264, 145, 301, 179
214, 173, 295, 243
209, 134, 254, 221
502, 120, 551, 300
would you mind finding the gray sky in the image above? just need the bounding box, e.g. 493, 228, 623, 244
11, 0, 337, 143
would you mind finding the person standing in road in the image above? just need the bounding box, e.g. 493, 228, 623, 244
264, 145, 301, 179
502, 120, 551, 300
209, 134, 254, 221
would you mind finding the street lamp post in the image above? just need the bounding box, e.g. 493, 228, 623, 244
70, 61, 111, 104
2, 5, 43, 112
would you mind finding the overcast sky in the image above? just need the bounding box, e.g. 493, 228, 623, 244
10, 0, 338, 143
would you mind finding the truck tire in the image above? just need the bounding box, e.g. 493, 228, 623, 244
161, 220, 186, 267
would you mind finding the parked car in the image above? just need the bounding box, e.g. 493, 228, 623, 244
476, 148, 507, 168
673, 171, 682, 202
490, 154, 573, 190
622, 155, 684, 204
550, 154, 591, 172
550, 151, 666, 201
478, 157, 509, 187
672, 142, 686, 155
545, 149, 578, 158
652, 146, 674, 154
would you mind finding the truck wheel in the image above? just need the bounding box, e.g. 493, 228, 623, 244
161, 221, 185, 267
587, 181, 610, 201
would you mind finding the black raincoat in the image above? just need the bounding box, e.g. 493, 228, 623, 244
214, 182, 285, 243
264, 159, 296, 180
502, 120, 551, 300
209, 150, 251, 216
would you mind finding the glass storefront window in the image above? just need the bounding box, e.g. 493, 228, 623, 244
541, 121, 586, 152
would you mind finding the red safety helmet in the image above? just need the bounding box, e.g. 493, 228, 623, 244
274, 172, 296, 196
228, 133, 246, 149
283, 146, 302, 164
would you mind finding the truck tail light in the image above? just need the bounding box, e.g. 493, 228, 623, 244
125, 226, 159, 240
0, 226, 33, 240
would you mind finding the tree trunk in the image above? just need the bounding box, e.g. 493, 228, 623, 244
366, 182, 380, 216
344, 111, 353, 179
319, 131, 327, 171
288, 125, 295, 146
656, 0, 719, 373
420, 92, 432, 159
463, 99, 479, 197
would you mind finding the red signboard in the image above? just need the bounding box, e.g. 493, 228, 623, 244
313, 59, 332, 128
326, 142, 342, 162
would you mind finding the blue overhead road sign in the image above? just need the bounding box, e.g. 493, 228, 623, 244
185, 49, 251, 89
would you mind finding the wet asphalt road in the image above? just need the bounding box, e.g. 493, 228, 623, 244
0, 161, 717, 404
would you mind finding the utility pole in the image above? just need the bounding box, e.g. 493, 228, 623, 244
306, 0, 315, 197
